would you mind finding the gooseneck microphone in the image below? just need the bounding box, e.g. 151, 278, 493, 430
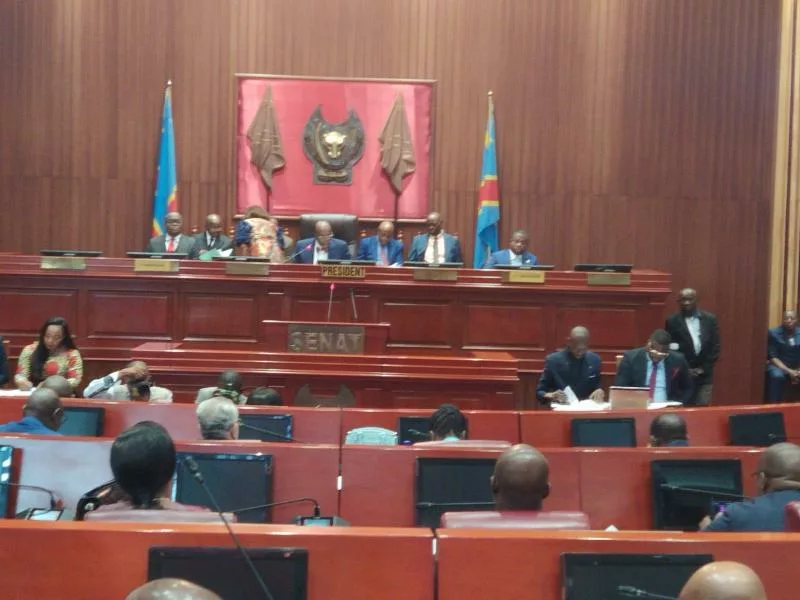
659, 484, 745, 500
617, 585, 676, 600
232, 497, 321, 518
182, 457, 275, 600
326, 282, 335, 322
238, 421, 297, 443
0, 482, 58, 509
349, 288, 359, 321
284, 243, 313, 263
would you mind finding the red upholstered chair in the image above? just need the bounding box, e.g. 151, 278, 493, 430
785, 501, 800, 531
85, 510, 234, 524
440, 511, 591, 530
413, 440, 512, 449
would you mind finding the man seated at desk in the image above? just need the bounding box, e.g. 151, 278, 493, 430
357, 220, 404, 266
0, 388, 63, 435
649, 413, 689, 447
294, 220, 351, 264
491, 444, 550, 511
483, 230, 538, 268
83, 361, 172, 403
408, 211, 463, 264
145, 212, 196, 255
191, 213, 233, 259
537, 326, 603, 405
615, 329, 694, 404
196, 398, 239, 441
766, 310, 800, 402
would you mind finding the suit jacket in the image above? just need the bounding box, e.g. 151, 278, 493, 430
703, 489, 800, 532
0, 337, 8, 386
407, 233, 463, 264
190, 232, 233, 258
536, 349, 602, 404
357, 236, 404, 265
145, 234, 196, 256
767, 326, 800, 369
293, 237, 352, 264
664, 311, 720, 383
484, 249, 539, 269
615, 347, 694, 404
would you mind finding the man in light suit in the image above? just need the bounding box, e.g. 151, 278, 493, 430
190, 214, 233, 259
294, 220, 352, 264
407, 211, 463, 264
357, 221, 404, 266
145, 212, 196, 255
484, 230, 538, 268
536, 326, 603, 405
615, 329, 694, 404
766, 310, 800, 402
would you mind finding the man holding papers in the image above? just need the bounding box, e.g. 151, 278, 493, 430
536, 326, 604, 405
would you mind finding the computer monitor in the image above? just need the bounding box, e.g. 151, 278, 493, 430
173, 453, 273, 523
40, 249, 103, 257
493, 264, 555, 271
415, 457, 496, 527
573, 263, 633, 273
405, 261, 464, 268
126, 252, 189, 260
317, 259, 374, 266
561, 552, 713, 600
238, 414, 293, 443
729, 412, 786, 446
0, 446, 15, 518
59, 407, 105, 437
397, 416, 431, 445
148, 547, 308, 600
651, 459, 743, 530
570, 418, 636, 447
211, 256, 270, 263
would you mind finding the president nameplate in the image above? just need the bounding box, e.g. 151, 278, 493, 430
320, 264, 366, 279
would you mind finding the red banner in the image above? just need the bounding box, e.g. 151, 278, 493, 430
236, 76, 433, 218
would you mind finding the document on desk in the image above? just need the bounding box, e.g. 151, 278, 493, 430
564, 386, 580, 406
551, 399, 610, 412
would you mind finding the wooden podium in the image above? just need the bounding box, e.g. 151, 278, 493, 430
263, 320, 390, 354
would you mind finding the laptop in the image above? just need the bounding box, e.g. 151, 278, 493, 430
608, 387, 650, 410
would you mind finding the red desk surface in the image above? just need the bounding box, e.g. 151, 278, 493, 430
0, 521, 434, 600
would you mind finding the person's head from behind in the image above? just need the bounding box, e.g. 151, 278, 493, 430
755, 442, 800, 495
212, 369, 243, 403
248, 387, 283, 406
491, 444, 550, 511
509, 230, 529, 256
429, 404, 467, 441
244, 205, 269, 220
110, 422, 176, 509
23, 388, 63, 431
678, 561, 767, 600
315, 220, 333, 249
165, 212, 183, 237
377, 221, 395, 247
566, 325, 590, 359
647, 329, 672, 364
649, 413, 688, 447
197, 398, 239, 440
39, 375, 73, 398
126, 578, 222, 600
783, 310, 797, 331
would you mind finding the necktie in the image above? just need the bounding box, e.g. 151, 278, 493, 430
167, 237, 176, 252
380, 245, 388, 266
648, 361, 658, 399
432, 236, 440, 264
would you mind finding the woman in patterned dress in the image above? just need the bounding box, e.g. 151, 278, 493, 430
234, 205, 284, 261
14, 316, 83, 393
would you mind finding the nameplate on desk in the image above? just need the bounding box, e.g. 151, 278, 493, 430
413, 268, 458, 282
502, 270, 545, 284
40, 257, 87, 271
133, 259, 180, 273
587, 272, 631, 286
288, 324, 365, 354
320, 264, 366, 279
225, 262, 269, 277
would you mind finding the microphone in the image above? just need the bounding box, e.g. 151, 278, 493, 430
349, 288, 358, 321
238, 421, 297, 443
182, 457, 275, 600
284, 243, 313, 263
327, 282, 335, 322
231, 497, 321, 518
618, 585, 676, 600
659, 484, 745, 500
416, 501, 496, 509
0, 482, 59, 510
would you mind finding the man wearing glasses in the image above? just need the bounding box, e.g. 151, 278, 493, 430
615, 329, 694, 404
294, 220, 352, 264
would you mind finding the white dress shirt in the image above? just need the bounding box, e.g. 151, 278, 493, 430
313, 242, 329, 265
424, 233, 447, 264
684, 314, 702, 354
510, 251, 523, 266
165, 234, 182, 252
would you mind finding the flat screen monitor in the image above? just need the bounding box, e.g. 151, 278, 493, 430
317, 259, 374, 266
126, 252, 189, 260
728, 412, 786, 446
397, 416, 432, 445
211, 256, 270, 262
415, 457, 496, 527
59, 407, 105, 437
494, 264, 555, 271
574, 263, 633, 273
173, 453, 272, 523
405, 261, 464, 269
571, 418, 636, 447
40, 249, 102, 257
562, 552, 713, 600
0, 446, 14, 518
651, 459, 743, 531
238, 414, 294, 443
148, 547, 308, 600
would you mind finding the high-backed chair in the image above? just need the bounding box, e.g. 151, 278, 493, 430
298, 213, 359, 256
85, 509, 234, 524
785, 501, 800, 531
440, 511, 591, 530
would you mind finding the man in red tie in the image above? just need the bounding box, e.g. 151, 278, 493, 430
356, 221, 404, 266
614, 329, 694, 404
145, 212, 196, 256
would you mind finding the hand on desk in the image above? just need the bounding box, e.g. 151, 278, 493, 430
698, 515, 713, 530
546, 390, 568, 404
589, 388, 606, 402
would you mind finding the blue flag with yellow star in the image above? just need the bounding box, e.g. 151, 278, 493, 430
473, 94, 500, 268
151, 83, 178, 237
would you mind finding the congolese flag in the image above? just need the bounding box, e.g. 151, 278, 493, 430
151, 82, 178, 237
473, 93, 499, 268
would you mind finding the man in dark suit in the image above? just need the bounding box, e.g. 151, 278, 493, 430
190, 214, 232, 259
767, 310, 800, 402
407, 211, 463, 264
536, 326, 604, 405
294, 220, 352, 264
702, 442, 800, 532
357, 221, 404, 266
144, 212, 196, 255
615, 329, 694, 404
665, 288, 720, 406
484, 230, 538, 268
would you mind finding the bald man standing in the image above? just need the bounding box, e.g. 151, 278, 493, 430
126, 578, 221, 600
357, 221, 404, 266
191, 213, 233, 259
703, 442, 800, 532
0, 388, 63, 434
678, 562, 767, 600
491, 444, 550, 510
537, 326, 604, 405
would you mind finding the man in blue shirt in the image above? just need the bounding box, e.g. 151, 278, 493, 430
766, 310, 800, 402
703, 442, 800, 532
0, 388, 63, 435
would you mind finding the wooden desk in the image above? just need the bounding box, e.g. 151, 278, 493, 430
437, 530, 800, 600
0, 521, 434, 600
